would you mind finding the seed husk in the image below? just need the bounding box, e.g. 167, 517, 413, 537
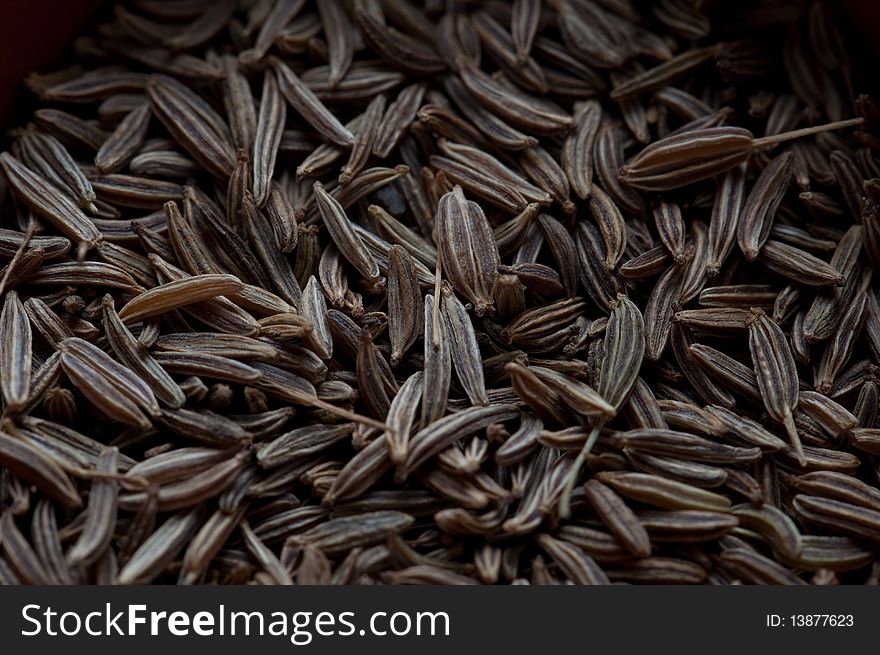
620, 118, 863, 191
747, 310, 805, 465
737, 151, 793, 261
436, 186, 500, 316
118, 274, 243, 323
0, 431, 82, 509
0, 0, 878, 588
272, 57, 354, 147
387, 245, 422, 368
560, 294, 644, 518
66, 447, 119, 567
582, 479, 652, 558
146, 75, 235, 178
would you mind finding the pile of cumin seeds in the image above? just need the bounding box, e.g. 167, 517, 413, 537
0, 0, 879, 586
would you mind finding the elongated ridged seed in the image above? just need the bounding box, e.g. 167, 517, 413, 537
0, 0, 876, 588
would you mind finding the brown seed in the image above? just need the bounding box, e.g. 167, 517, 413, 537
241, 520, 292, 585
0, 153, 102, 254
747, 310, 805, 464
317, 0, 354, 88
644, 264, 684, 360
597, 471, 732, 512
521, 145, 574, 213
0, 431, 81, 509
441, 286, 488, 406
103, 296, 185, 409
436, 186, 500, 316
272, 57, 354, 147
387, 245, 422, 368
118, 274, 243, 323
313, 181, 380, 283
719, 547, 806, 585
118, 451, 247, 512
59, 337, 160, 428
420, 294, 451, 430
732, 503, 802, 559
511, 0, 541, 64
793, 495, 880, 543
535, 533, 609, 585
595, 120, 644, 213
737, 152, 794, 261
0, 0, 878, 588
575, 221, 625, 312
562, 101, 601, 200
0, 290, 32, 413
620, 428, 762, 464
582, 479, 652, 558
340, 94, 386, 186
560, 294, 644, 518
147, 75, 235, 178
374, 83, 427, 159
815, 292, 867, 393
352, 4, 444, 76
66, 447, 119, 567
589, 187, 627, 269
118, 508, 203, 584
402, 404, 520, 481
252, 70, 286, 207
621, 119, 862, 191
611, 46, 716, 100
95, 103, 151, 174
290, 511, 415, 556
442, 75, 538, 151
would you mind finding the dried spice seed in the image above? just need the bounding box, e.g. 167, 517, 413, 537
272, 57, 354, 147
582, 479, 652, 558
436, 186, 500, 316
747, 310, 805, 465
117, 274, 244, 323
0, 0, 876, 587
442, 286, 488, 407
387, 245, 422, 368
146, 75, 235, 179
66, 447, 119, 567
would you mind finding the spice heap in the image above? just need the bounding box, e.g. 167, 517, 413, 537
1, 0, 879, 585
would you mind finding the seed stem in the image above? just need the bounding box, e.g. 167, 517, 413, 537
307, 396, 392, 433
782, 411, 806, 467
752, 117, 863, 150
558, 424, 601, 519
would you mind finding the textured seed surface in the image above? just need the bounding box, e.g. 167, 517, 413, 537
0, 0, 876, 587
